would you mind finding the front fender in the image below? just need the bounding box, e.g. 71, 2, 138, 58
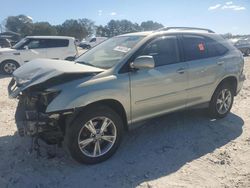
46, 74, 131, 121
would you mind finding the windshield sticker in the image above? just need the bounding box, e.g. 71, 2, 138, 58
113, 46, 131, 53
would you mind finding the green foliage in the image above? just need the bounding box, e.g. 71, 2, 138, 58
56, 19, 88, 39
5, 15, 33, 37
141, 21, 164, 31
4, 15, 165, 39
32, 22, 57, 36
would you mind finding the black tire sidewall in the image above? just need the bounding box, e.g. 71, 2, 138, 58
209, 84, 234, 119
66, 106, 124, 164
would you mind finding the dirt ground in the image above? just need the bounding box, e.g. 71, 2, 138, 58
0, 58, 250, 188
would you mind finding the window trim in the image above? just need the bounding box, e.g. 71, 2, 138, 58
180, 34, 209, 62
22, 38, 69, 49
118, 34, 183, 74
180, 34, 229, 62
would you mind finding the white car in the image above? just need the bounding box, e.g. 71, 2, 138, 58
79, 37, 107, 49
0, 36, 78, 74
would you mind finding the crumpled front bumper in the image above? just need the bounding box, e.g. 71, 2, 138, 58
8, 78, 22, 99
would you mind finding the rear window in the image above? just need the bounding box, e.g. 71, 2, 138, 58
182, 35, 207, 61
182, 35, 228, 61
205, 38, 228, 57
43, 39, 69, 48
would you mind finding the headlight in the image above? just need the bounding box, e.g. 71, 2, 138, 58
40, 90, 61, 106
14, 77, 31, 86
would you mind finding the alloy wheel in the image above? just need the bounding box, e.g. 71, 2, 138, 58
78, 116, 117, 158
3, 62, 17, 74
216, 89, 232, 115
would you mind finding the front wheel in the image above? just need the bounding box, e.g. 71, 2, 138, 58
209, 84, 234, 119
65, 106, 124, 164
1, 60, 19, 75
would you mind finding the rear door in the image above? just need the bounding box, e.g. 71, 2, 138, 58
182, 34, 228, 107
130, 35, 188, 122
45, 39, 70, 60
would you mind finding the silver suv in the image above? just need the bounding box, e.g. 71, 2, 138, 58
8, 27, 245, 164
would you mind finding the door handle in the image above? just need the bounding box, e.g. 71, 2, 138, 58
177, 68, 186, 74
217, 61, 224, 66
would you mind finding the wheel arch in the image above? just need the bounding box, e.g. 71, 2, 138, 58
66, 99, 129, 131
0, 59, 20, 74
1, 59, 20, 66
214, 76, 238, 97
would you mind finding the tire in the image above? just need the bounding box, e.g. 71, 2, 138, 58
208, 83, 234, 119
65, 56, 75, 61
1, 60, 19, 75
86, 45, 91, 49
246, 49, 250, 56
65, 105, 124, 164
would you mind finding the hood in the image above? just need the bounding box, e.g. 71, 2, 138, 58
13, 58, 104, 89
0, 48, 15, 53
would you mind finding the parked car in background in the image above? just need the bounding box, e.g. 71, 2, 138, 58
233, 39, 250, 56
9, 27, 245, 164
0, 38, 11, 48
79, 37, 107, 49
0, 36, 78, 74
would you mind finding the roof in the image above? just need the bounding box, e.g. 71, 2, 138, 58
119, 31, 153, 37
26, 36, 75, 40
118, 27, 216, 37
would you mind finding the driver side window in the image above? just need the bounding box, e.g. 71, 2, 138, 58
139, 36, 180, 67
26, 39, 47, 49
27, 40, 40, 49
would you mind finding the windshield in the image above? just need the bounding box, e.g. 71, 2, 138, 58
76, 35, 144, 69
12, 38, 28, 49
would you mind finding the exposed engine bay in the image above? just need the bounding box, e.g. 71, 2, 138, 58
15, 90, 64, 144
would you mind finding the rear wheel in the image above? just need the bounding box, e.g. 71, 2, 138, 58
209, 84, 234, 119
1, 60, 19, 75
65, 106, 123, 164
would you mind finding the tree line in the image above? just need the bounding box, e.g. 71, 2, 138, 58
2, 15, 164, 40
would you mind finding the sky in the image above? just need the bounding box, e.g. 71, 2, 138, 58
0, 0, 249, 34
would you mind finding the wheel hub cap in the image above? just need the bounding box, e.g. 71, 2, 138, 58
216, 89, 232, 114
3, 63, 17, 74
78, 117, 117, 158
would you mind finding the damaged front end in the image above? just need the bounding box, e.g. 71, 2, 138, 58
9, 79, 66, 145
7, 59, 104, 156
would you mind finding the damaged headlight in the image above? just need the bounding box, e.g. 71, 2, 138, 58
15, 77, 31, 86
40, 90, 61, 106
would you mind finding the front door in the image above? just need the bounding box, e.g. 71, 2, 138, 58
130, 35, 188, 123
20, 38, 47, 63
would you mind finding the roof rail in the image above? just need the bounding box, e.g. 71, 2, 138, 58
157, 27, 215, 33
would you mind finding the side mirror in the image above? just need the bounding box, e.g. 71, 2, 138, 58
23, 45, 29, 50
130, 56, 155, 70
